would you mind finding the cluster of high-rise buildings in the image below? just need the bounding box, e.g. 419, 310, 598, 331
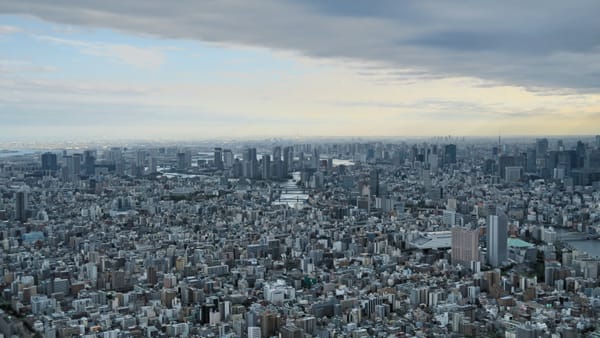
0, 136, 599, 337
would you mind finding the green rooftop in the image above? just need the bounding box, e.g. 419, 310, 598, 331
508, 238, 534, 248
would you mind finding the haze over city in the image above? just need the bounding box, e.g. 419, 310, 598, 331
1, 1, 599, 141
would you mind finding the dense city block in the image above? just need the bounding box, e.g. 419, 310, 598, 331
1, 136, 600, 337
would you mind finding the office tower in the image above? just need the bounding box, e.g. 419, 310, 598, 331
498, 155, 517, 179
177, 150, 192, 170
136, 150, 146, 168
444, 144, 457, 165
41, 152, 58, 172
107, 147, 122, 163
369, 170, 379, 196
271, 160, 282, 180
72, 153, 83, 176
272, 146, 283, 179
62, 155, 80, 182
177, 152, 186, 170
504, 166, 522, 182
585, 149, 600, 175
223, 149, 234, 169
242, 149, 251, 178
487, 211, 508, 267
536, 138, 548, 158
312, 147, 320, 170
83, 150, 96, 176
243, 148, 258, 179
232, 159, 243, 178
214, 147, 223, 169
15, 189, 27, 223
525, 149, 536, 173
262, 154, 271, 180
283, 146, 293, 174
149, 157, 158, 174
273, 146, 282, 162
451, 227, 480, 266
576, 141, 586, 168
41, 153, 58, 173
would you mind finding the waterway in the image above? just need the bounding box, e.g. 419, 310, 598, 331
272, 172, 308, 208
564, 240, 600, 258
556, 228, 600, 258
0, 149, 37, 158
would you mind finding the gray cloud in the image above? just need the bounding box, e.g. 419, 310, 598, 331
1, 1, 599, 90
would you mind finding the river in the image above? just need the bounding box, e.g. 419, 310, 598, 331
564, 240, 600, 258
272, 172, 308, 208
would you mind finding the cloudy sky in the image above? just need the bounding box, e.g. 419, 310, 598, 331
1, 1, 599, 141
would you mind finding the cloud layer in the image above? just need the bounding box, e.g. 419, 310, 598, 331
1, 0, 600, 90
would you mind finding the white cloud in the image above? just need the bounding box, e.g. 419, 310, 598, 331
37, 35, 165, 69
0, 25, 20, 34
0, 59, 57, 73
1, 1, 600, 90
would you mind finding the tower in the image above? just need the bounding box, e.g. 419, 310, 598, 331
15, 189, 27, 223
83, 150, 96, 176
214, 147, 223, 170
487, 211, 508, 267
243, 148, 258, 179
262, 154, 271, 180
223, 149, 234, 169
369, 170, 379, 197
444, 144, 457, 165
41, 152, 58, 172
283, 146, 293, 174
451, 227, 480, 266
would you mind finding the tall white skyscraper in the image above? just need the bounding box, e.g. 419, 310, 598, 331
487, 211, 508, 267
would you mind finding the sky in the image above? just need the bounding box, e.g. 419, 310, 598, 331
0, 1, 599, 141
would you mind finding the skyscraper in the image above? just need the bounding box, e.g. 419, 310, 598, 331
83, 150, 96, 176
243, 148, 258, 179
223, 149, 234, 169
369, 170, 379, 197
272, 146, 282, 162
177, 152, 187, 170
15, 189, 27, 223
283, 146, 293, 174
177, 150, 192, 170
487, 211, 508, 267
72, 153, 83, 177
62, 155, 80, 182
214, 147, 223, 170
451, 227, 480, 266
272, 146, 283, 179
444, 144, 457, 165
312, 147, 320, 170
262, 154, 271, 180
41, 152, 58, 172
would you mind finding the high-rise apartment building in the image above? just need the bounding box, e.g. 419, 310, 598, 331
451, 227, 480, 266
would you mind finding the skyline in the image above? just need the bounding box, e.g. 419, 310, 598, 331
1, 1, 600, 141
